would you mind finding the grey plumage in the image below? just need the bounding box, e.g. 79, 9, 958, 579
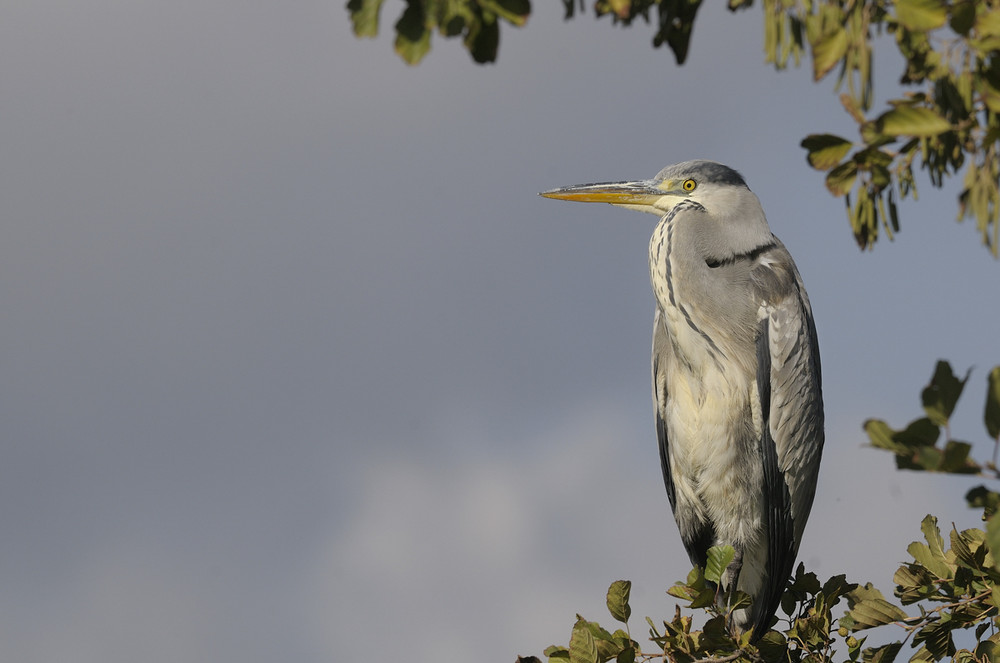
541, 160, 824, 641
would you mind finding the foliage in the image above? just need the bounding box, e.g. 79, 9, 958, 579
518, 361, 1000, 663
345, 0, 530, 64
346, 0, 1000, 256
793, 0, 1000, 256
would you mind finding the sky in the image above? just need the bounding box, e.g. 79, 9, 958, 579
1, 2, 998, 662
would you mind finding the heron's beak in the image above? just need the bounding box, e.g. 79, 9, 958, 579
539, 180, 664, 206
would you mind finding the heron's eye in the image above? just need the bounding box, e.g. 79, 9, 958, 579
682, 179, 697, 192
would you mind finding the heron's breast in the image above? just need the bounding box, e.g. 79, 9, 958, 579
663, 354, 765, 544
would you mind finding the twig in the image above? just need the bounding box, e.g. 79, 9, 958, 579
894, 588, 995, 631
698, 651, 750, 663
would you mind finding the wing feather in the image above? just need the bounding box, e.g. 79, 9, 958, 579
747, 245, 825, 638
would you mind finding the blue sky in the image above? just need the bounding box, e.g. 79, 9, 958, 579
1, 2, 998, 661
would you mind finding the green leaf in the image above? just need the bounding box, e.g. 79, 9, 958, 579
465, 13, 499, 64
689, 586, 717, 608
569, 619, 599, 663
478, 0, 531, 26
876, 107, 951, 137
826, 160, 858, 196
894, 564, 936, 604
967, 486, 1000, 516
985, 366, 1000, 439
347, 0, 386, 38
606, 580, 631, 624
907, 515, 953, 579
543, 645, 569, 659
913, 619, 956, 659
651, 0, 703, 66
866, 641, 903, 663
975, 8, 1000, 41
976, 639, 1000, 662
644, 616, 660, 639
811, 27, 848, 81
788, 565, 822, 595
756, 630, 788, 663
801, 134, 853, 170
579, 618, 617, 656
821, 574, 856, 603
615, 647, 635, 663
846, 584, 909, 630
981, 80, 1000, 116
393, 1, 431, 65
921, 361, 969, 427
939, 440, 977, 473
894, 0, 947, 31
950, 0, 976, 34
865, 419, 899, 451
705, 545, 735, 585
987, 513, 1000, 571
921, 514, 947, 561
895, 417, 940, 448
950, 527, 983, 570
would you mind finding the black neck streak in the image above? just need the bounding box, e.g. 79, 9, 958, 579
706, 241, 777, 269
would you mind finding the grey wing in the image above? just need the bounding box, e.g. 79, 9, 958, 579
749, 249, 825, 637
652, 307, 677, 515
652, 307, 714, 569
763, 267, 824, 550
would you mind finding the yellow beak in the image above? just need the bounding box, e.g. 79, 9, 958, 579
539, 180, 665, 206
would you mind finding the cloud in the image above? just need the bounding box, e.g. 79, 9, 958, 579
306, 399, 685, 660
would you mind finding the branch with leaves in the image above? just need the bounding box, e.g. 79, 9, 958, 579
347, 0, 1000, 257
518, 362, 1000, 663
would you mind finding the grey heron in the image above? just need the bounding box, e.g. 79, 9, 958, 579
540, 160, 824, 641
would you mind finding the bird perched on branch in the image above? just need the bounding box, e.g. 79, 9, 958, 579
541, 160, 824, 641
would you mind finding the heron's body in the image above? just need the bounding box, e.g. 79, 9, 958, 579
541, 161, 824, 641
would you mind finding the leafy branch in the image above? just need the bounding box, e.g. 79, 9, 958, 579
518, 361, 1000, 663
346, 0, 1000, 257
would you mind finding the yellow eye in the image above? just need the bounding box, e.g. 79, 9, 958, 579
682, 179, 697, 192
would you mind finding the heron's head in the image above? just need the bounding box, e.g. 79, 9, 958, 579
541, 160, 757, 217
540, 159, 774, 257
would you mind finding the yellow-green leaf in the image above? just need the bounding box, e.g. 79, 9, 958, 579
705, 545, 735, 585
895, 0, 947, 31
569, 619, 599, 663
394, 2, 431, 65
980, 80, 1000, 114
921, 514, 947, 559
867, 642, 903, 663
811, 27, 848, 81
865, 419, 900, 451
479, 0, 531, 26
348, 0, 386, 38
907, 515, 954, 578
606, 580, 631, 624
847, 584, 910, 630
976, 640, 1000, 662
543, 645, 569, 659
876, 107, 951, 137
826, 160, 858, 196
801, 134, 853, 170
975, 8, 1000, 40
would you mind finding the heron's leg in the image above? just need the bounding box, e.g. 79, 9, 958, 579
722, 549, 744, 632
